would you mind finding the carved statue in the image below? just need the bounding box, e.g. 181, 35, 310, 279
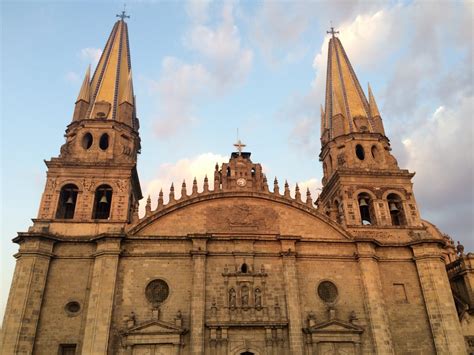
241, 285, 249, 306
457, 241, 465, 257
255, 288, 262, 308
229, 288, 236, 307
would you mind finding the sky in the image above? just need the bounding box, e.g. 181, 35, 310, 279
1, 0, 473, 322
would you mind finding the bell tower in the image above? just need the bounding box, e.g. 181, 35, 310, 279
35, 14, 142, 229
317, 29, 421, 228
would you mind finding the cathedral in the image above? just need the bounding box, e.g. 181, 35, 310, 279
1, 15, 472, 355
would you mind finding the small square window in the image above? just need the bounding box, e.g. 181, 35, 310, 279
59, 344, 76, 355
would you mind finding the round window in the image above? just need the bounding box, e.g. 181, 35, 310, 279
145, 279, 170, 304
355, 144, 365, 160
318, 281, 338, 303
99, 133, 109, 150
82, 133, 93, 149
65, 301, 81, 315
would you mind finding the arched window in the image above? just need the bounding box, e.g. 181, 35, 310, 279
334, 200, 342, 224
358, 193, 375, 225
92, 184, 113, 219
241, 263, 248, 273
56, 184, 79, 219
387, 193, 405, 226
226, 166, 231, 176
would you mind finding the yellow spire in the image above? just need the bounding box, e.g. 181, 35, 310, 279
88, 18, 133, 120
368, 83, 381, 118
76, 65, 91, 103
324, 34, 371, 137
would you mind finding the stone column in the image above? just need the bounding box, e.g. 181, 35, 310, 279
279, 237, 304, 354
356, 242, 394, 354
1, 236, 54, 354
189, 236, 208, 354
412, 243, 467, 354
82, 237, 121, 354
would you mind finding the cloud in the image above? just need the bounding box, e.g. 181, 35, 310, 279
151, 1, 253, 138
64, 71, 80, 83
140, 152, 229, 215
80, 47, 102, 66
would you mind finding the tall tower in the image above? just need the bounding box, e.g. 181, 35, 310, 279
37, 14, 142, 225
1, 15, 142, 354
317, 29, 421, 229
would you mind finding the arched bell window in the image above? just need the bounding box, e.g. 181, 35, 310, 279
358, 193, 375, 225
387, 193, 405, 226
56, 184, 79, 219
92, 184, 113, 219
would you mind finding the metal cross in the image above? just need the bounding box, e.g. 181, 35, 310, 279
327, 26, 339, 38
116, 5, 130, 21
233, 139, 246, 156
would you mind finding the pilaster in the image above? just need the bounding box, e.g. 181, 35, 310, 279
0, 236, 54, 354
412, 243, 467, 354
279, 237, 304, 354
82, 237, 121, 354
189, 235, 208, 355
356, 242, 394, 354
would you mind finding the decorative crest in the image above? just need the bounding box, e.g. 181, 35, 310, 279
327, 26, 339, 38
116, 4, 130, 21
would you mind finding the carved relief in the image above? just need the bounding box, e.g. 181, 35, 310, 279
206, 204, 279, 233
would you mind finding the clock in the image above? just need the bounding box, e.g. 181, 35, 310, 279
237, 178, 247, 187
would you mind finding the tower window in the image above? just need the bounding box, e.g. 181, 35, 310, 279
226, 167, 231, 176
356, 144, 365, 160
251, 167, 256, 176
82, 133, 93, 149
387, 193, 405, 226
371, 145, 380, 161
92, 184, 113, 219
358, 193, 375, 225
99, 133, 109, 150
56, 184, 79, 219
241, 263, 248, 273
59, 344, 77, 355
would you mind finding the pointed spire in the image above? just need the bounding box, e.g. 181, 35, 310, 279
324, 33, 371, 139
306, 188, 313, 207
157, 189, 164, 208
76, 65, 91, 103
87, 18, 134, 122
263, 174, 269, 192
145, 195, 152, 216
368, 83, 381, 118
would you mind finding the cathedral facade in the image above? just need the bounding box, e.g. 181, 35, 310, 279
1, 17, 471, 355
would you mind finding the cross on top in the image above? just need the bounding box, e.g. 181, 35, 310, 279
116, 6, 130, 21
233, 139, 246, 156
327, 26, 339, 38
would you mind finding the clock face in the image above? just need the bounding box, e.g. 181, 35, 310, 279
237, 178, 247, 187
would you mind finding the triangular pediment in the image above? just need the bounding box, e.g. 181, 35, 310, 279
125, 319, 186, 335
305, 319, 363, 334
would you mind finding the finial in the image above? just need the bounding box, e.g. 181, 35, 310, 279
284, 180, 290, 198
306, 188, 313, 207
181, 180, 187, 199
327, 25, 339, 38
274, 177, 280, 195
203, 175, 209, 192
192, 177, 198, 195
233, 139, 246, 156
169, 183, 175, 202
158, 188, 163, 208
263, 174, 268, 192
145, 195, 152, 215
116, 4, 130, 21
295, 183, 301, 202
215, 162, 219, 171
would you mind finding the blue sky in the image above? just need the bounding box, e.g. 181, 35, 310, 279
1, 0, 473, 321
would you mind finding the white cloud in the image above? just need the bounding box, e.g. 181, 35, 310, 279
80, 47, 102, 66
64, 71, 80, 83
185, 0, 212, 24
140, 152, 229, 215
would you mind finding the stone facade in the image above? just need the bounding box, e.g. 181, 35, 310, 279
1, 19, 469, 355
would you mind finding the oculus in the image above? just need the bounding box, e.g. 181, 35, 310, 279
145, 279, 170, 304
318, 281, 338, 303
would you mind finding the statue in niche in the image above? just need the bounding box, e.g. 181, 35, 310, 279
241, 285, 249, 307
229, 288, 236, 308
255, 288, 262, 308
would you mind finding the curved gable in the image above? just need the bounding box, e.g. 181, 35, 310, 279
128, 192, 352, 240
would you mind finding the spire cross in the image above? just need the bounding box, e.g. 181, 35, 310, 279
116, 5, 130, 21
233, 139, 246, 156
327, 26, 339, 38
